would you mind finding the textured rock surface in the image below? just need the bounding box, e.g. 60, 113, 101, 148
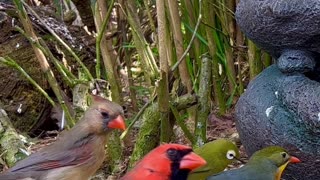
236, 65, 320, 179
236, 1, 320, 179
277, 50, 315, 73
236, 0, 320, 58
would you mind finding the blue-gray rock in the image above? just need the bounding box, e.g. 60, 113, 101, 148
236, 0, 320, 58
235, 65, 320, 179
235, 1, 320, 179
277, 50, 315, 73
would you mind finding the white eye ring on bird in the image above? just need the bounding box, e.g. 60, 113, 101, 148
281, 152, 288, 159
226, 150, 236, 160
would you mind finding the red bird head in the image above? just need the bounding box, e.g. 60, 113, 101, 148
81, 95, 126, 134
121, 144, 206, 180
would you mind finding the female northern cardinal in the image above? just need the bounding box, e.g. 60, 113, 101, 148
0, 95, 126, 180
207, 146, 301, 180
121, 144, 206, 180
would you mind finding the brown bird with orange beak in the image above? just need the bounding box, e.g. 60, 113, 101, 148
0, 95, 126, 180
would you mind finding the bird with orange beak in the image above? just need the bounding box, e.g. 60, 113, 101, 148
121, 144, 207, 180
207, 146, 301, 180
0, 95, 126, 180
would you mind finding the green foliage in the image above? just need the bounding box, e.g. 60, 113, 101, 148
183, 22, 208, 46
0, 57, 55, 106
13, 0, 26, 18
53, 0, 63, 17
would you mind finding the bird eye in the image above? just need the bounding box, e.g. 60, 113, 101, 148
226, 150, 236, 160
281, 152, 287, 159
167, 148, 178, 157
100, 111, 109, 119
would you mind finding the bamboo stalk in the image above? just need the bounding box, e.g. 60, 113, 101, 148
248, 40, 262, 79
143, 0, 157, 43
13, 0, 75, 127
93, 0, 123, 174
0, 57, 55, 106
128, 94, 198, 168
118, 0, 138, 111
93, 0, 122, 103
181, 0, 202, 72
222, 0, 236, 93
170, 103, 195, 144
235, 24, 245, 94
21, 1, 93, 81
167, 0, 193, 93
94, 0, 114, 80
156, 0, 171, 143
203, 0, 226, 114
123, 0, 159, 86
128, 103, 160, 169
195, 55, 212, 146
263, 51, 272, 67
15, 26, 77, 88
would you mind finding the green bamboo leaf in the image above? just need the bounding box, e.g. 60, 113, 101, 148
13, 0, 26, 18
213, 31, 225, 60
90, 0, 97, 14
53, 0, 63, 17
226, 86, 237, 108
183, 22, 208, 46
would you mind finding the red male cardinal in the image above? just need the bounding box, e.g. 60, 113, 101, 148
0, 95, 126, 180
121, 144, 206, 180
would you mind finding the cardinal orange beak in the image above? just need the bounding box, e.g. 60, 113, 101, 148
179, 152, 206, 170
108, 115, 126, 130
289, 156, 301, 163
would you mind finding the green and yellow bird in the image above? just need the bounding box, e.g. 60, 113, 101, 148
207, 146, 301, 180
188, 139, 240, 180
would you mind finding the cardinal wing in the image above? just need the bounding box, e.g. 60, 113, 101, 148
9, 142, 93, 172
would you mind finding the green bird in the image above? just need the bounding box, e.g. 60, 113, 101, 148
188, 139, 240, 180
207, 146, 301, 180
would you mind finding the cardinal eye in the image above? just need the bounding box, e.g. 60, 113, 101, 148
100, 111, 109, 119
167, 148, 178, 157
226, 150, 236, 160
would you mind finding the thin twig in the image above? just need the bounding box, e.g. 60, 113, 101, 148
120, 99, 153, 140
21, 0, 94, 81
170, 0, 202, 72
95, 0, 115, 79
0, 57, 56, 106
169, 103, 195, 144
15, 26, 76, 87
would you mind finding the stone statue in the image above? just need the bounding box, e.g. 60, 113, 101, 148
235, 0, 320, 179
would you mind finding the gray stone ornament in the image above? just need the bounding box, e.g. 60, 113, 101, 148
235, 0, 320, 179
236, 0, 320, 58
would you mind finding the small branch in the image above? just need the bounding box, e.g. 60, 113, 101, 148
0, 57, 55, 106
15, 26, 77, 87
194, 55, 212, 146
169, 103, 195, 144
21, 0, 94, 81
120, 100, 152, 140
170, 0, 202, 72
13, 0, 75, 127
121, 93, 198, 140
95, 0, 115, 79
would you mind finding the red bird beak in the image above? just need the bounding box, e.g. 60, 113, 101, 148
289, 156, 301, 163
179, 152, 206, 170
108, 115, 126, 130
